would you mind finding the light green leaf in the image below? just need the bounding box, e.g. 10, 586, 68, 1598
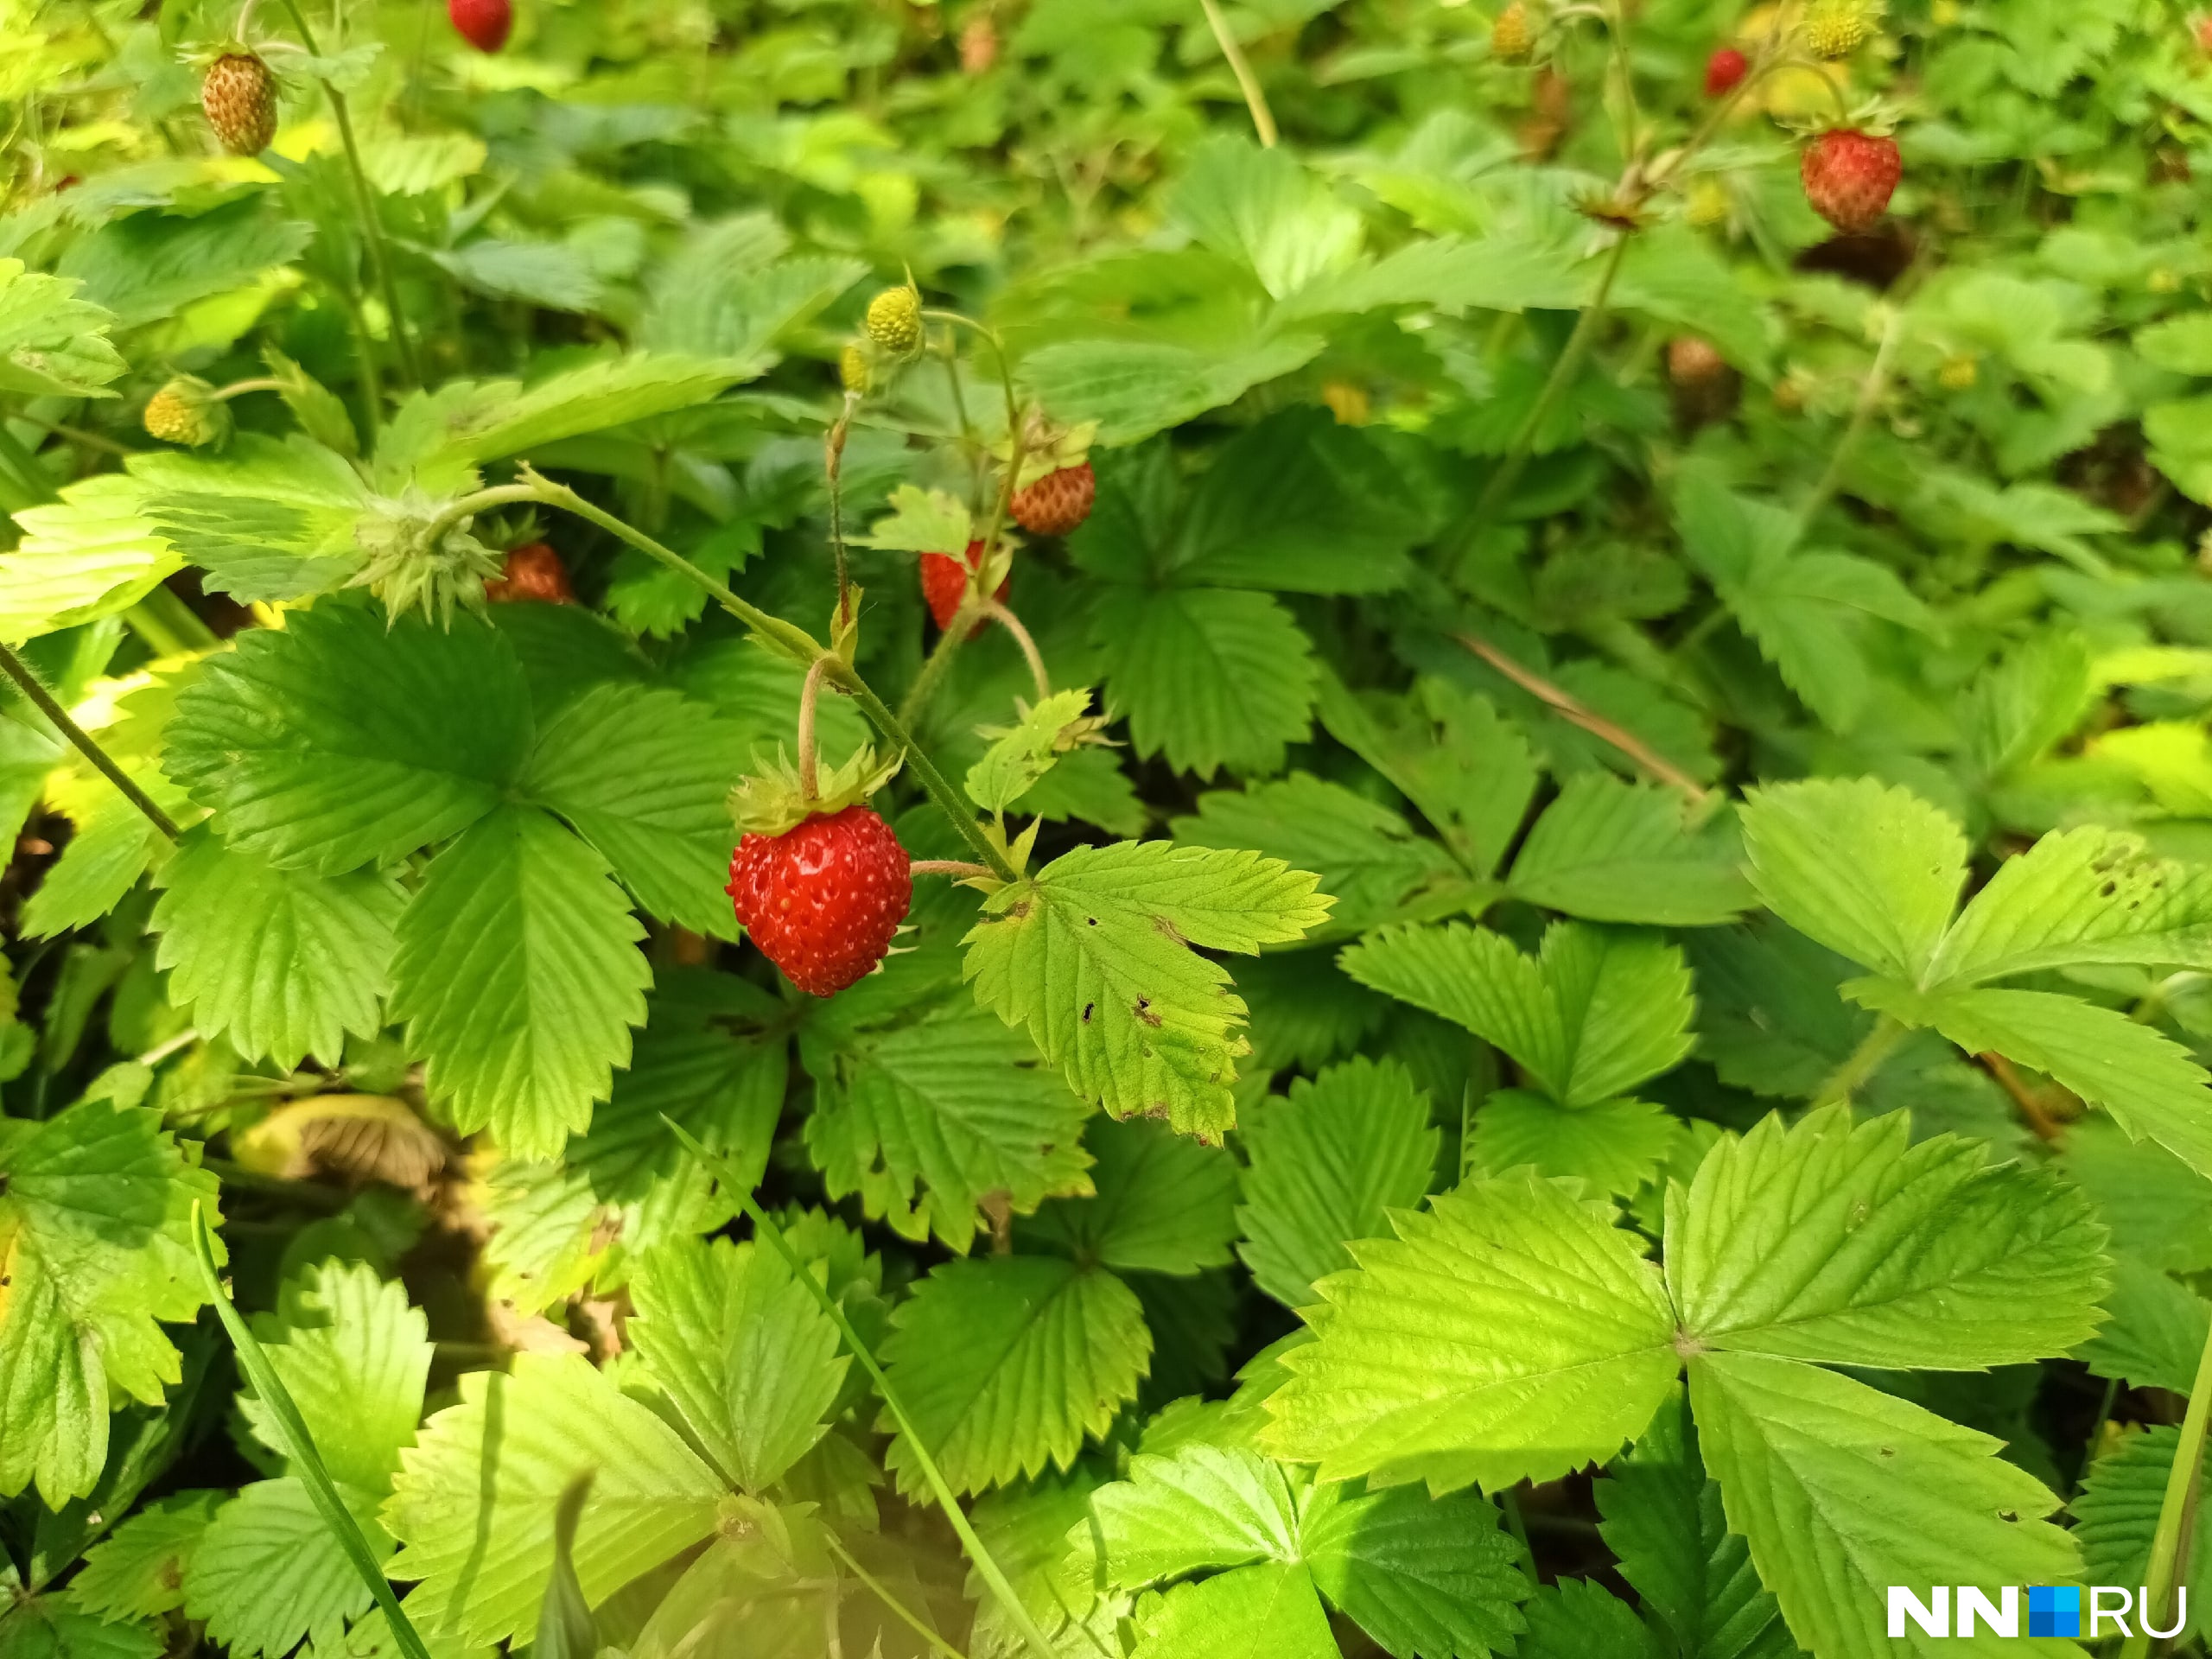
1961, 633, 2091, 782
0, 259, 124, 397
0, 1100, 219, 1504
1515, 1580, 1663, 1659
0, 1603, 162, 1659
56, 198, 310, 327
1262, 1171, 1678, 1492
863, 485, 972, 555
2057, 1116, 2212, 1273
1090, 586, 1319, 779
1021, 333, 1325, 448
151, 827, 404, 1071
963, 840, 1332, 1139
878, 1254, 1150, 1495
1506, 776, 1750, 927
389, 806, 652, 1160
1469, 1091, 1679, 1199
1090, 1445, 1305, 1583
2134, 314, 2212, 375
1738, 778, 1967, 983
1235, 1057, 1438, 1309
186, 1478, 389, 1659
1300, 1477, 1529, 1659
1173, 773, 1468, 936
1166, 137, 1364, 302
127, 438, 368, 603
21, 769, 182, 940
1023, 1116, 1238, 1276
71, 1491, 223, 1621
1688, 1351, 2077, 1659
382, 353, 746, 477
164, 601, 533, 874
2075, 1254, 2209, 1395
429, 238, 603, 311
1340, 921, 1693, 1107
2072, 1427, 2212, 1618
1128, 1560, 1338, 1659
629, 1236, 848, 1492
1667, 1105, 2108, 1369
967, 690, 1103, 817
0, 476, 178, 640
521, 679, 749, 939
383, 1352, 725, 1649
238, 1260, 431, 1494
803, 997, 1095, 1254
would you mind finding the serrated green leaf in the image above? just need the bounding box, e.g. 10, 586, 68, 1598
21, 768, 183, 940
70, 1491, 222, 1622
383, 1353, 724, 1649
164, 601, 533, 874
1091, 1445, 1305, 1583
1262, 1170, 1678, 1492
1961, 634, 2092, 782
967, 689, 1102, 817
1090, 586, 1319, 779
185, 1477, 389, 1659
1300, 1477, 1528, 1659
1023, 1116, 1237, 1275
389, 806, 651, 1160
963, 840, 1331, 1138
1596, 1389, 1794, 1659
127, 438, 369, 603
2057, 1116, 2212, 1273
864, 485, 972, 554
1173, 773, 1468, 936
2072, 1426, 2212, 1618
151, 828, 404, 1071
1022, 333, 1326, 448
1236, 1057, 1438, 1309
0, 476, 180, 641
1688, 1351, 2076, 1659
1506, 776, 1750, 927
1469, 1090, 1678, 1198
1340, 921, 1692, 1108
1168, 137, 1365, 302
2075, 1254, 2209, 1395
0, 259, 124, 397
1667, 1105, 2108, 1369
520, 679, 748, 939
1515, 1580, 1664, 1659
0, 1100, 219, 1504
56, 198, 311, 328
804, 997, 1095, 1254
1738, 778, 1967, 984
1687, 923, 1872, 1100
1128, 1561, 1338, 1659
878, 1254, 1150, 1495
629, 1236, 848, 1492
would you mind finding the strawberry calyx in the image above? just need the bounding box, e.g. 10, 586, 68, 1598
728, 743, 903, 838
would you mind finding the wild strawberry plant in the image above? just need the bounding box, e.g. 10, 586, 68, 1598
2, 2, 2211, 1658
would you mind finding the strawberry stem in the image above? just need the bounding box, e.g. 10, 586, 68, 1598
1196, 0, 1278, 149
825, 393, 856, 632
911, 860, 993, 879
796, 657, 828, 803
0, 639, 181, 842
982, 600, 1051, 700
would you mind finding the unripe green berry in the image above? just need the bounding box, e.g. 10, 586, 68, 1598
865, 286, 924, 357
143, 377, 232, 448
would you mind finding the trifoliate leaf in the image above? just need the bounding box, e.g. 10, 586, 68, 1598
383, 1353, 725, 1649
1923, 826, 2212, 985
1469, 1090, 1679, 1199
165, 600, 533, 874
1340, 921, 1692, 1108
629, 1236, 848, 1492
1128, 1561, 1338, 1659
963, 841, 1332, 1139
237, 1260, 431, 1494
70, 1491, 222, 1621
1090, 585, 1319, 779
1505, 775, 1751, 927
0, 1099, 219, 1504
967, 689, 1106, 817
0, 259, 124, 397
2072, 1426, 2212, 1618
1235, 1057, 1438, 1309
863, 485, 972, 554
1262, 1171, 1678, 1492
185, 1478, 389, 1659
520, 679, 750, 940
1172, 773, 1470, 937
389, 806, 651, 1160
878, 1254, 1150, 1495
1023, 1116, 1238, 1275
803, 997, 1095, 1255
1666, 1106, 2108, 1369
1688, 1351, 2077, 1659
1595, 1389, 1793, 1659
2075, 1254, 2209, 1395
0, 476, 179, 640
151, 827, 404, 1071
1738, 778, 1966, 984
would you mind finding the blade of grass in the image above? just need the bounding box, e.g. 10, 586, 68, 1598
661, 1118, 1058, 1659
188, 1201, 434, 1659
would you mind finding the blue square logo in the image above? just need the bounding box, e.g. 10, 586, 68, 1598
2030, 1586, 2082, 1638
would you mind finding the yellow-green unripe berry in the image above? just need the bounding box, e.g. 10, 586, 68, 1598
840, 342, 873, 394
865, 285, 924, 357
142, 377, 232, 448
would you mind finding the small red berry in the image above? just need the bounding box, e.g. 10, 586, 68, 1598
1704, 47, 1747, 97
448, 0, 513, 53
727, 806, 912, 996
919, 539, 1008, 635
485, 542, 573, 604
1800, 129, 1903, 233
1009, 462, 1096, 537
2197, 15, 2212, 50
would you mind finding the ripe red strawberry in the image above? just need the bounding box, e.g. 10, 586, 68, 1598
448, 0, 513, 52
920, 539, 1008, 635
727, 806, 912, 996
485, 542, 573, 604
1009, 463, 1096, 537
2197, 14, 2212, 50
1704, 47, 1747, 97
1800, 130, 1902, 233
201, 54, 277, 156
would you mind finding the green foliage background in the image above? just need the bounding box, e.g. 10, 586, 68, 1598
2, 1, 2211, 1657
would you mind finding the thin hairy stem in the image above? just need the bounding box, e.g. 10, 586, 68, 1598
1810, 1016, 1904, 1109
820, 1533, 972, 1659
826, 392, 857, 627
1197, 0, 1278, 147
898, 613, 974, 728
797, 657, 829, 801
1458, 632, 1707, 802
982, 601, 1050, 700
1795, 304, 1904, 536
0, 642, 180, 840
911, 860, 992, 879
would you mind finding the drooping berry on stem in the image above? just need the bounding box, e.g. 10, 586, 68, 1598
920, 539, 1008, 635
448, 0, 513, 53
1801, 130, 1902, 232
485, 543, 573, 604
201, 54, 278, 155
728, 805, 913, 996
1009, 463, 1096, 537
1704, 47, 1747, 97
